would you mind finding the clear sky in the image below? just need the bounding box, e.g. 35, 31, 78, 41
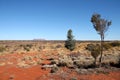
0, 0, 120, 40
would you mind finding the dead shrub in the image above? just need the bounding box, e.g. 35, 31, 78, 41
67, 52, 81, 58
50, 66, 58, 73
103, 43, 112, 50
73, 60, 94, 69
26, 44, 33, 48
57, 58, 73, 68
55, 44, 62, 48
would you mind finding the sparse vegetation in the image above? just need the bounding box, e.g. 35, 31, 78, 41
0, 0, 119, 79
110, 41, 120, 47
103, 43, 112, 50
55, 44, 62, 48
0, 40, 119, 80
50, 66, 59, 73
24, 46, 30, 51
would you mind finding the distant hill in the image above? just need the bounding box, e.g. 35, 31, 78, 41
33, 38, 46, 41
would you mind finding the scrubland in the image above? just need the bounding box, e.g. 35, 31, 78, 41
0, 40, 120, 80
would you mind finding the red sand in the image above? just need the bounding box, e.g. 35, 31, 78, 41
0, 52, 120, 80
0, 65, 120, 80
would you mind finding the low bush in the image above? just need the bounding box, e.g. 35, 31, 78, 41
24, 47, 30, 51
67, 52, 81, 58
86, 44, 95, 51
110, 41, 120, 47
70, 77, 77, 80
0, 46, 6, 52
55, 44, 62, 48
109, 56, 120, 68
57, 60, 67, 67
103, 43, 112, 50
50, 60, 58, 65
50, 66, 58, 73
74, 60, 94, 69
26, 44, 33, 48
86, 44, 100, 66
57, 57, 74, 68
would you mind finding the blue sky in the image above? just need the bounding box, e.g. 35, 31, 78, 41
0, 0, 120, 40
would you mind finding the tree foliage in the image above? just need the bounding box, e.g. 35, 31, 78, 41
91, 13, 112, 65
91, 14, 111, 36
65, 29, 76, 51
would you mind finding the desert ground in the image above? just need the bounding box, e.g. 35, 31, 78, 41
0, 40, 120, 80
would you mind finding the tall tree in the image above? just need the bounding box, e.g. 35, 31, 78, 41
91, 13, 112, 65
65, 29, 76, 51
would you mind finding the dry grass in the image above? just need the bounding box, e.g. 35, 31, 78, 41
0, 40, 120, 68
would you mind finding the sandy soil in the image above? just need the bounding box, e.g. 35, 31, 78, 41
0, 41, 120, 80
0, 51, 120, 80
0, 65, 120, 80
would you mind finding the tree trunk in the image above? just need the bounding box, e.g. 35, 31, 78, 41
94, 58, 97, 67
99, 34, 104, 67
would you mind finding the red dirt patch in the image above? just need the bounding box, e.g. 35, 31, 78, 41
0, 65, 50, 80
